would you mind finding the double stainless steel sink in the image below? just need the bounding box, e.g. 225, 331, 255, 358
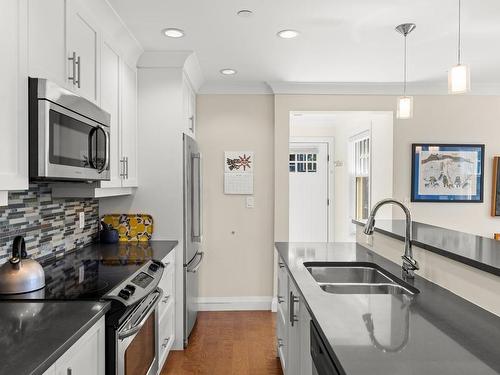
305, 262, 419, 296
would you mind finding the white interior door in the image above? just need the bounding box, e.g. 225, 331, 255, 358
289, 142, 329, 242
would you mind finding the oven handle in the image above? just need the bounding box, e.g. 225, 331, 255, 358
99, 126, 110, 173
118, 288, 163, 340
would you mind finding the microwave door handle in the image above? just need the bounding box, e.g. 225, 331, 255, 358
88, 127, 98, 169
98, 126, 110, 173
118, 289, 163, 340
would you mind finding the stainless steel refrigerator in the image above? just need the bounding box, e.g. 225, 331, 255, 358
183, 134, 204, 347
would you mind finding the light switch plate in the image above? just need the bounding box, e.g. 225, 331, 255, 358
79, 212, 85, 229
246, 196, 255, 208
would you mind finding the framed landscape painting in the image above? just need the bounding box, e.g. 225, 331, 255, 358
411, 144, 485, 203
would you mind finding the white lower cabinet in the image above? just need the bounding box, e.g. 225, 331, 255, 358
157, 250, 176, 373
277, 254, 313, 375
42, 317, 105, 375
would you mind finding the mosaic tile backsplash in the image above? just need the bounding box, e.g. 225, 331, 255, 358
0, 184, 99, 264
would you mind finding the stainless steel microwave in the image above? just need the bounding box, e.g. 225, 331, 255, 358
29, 78, 111, 181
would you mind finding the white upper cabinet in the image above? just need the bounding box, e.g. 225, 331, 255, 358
121, 60, 138, 187
66, 0, 100, 103
183, 74, 196, 135
0, 0, 28, 205
99, 39, 121, 189
28, 0, 66, 87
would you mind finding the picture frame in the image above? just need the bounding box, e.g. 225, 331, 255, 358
491, 157, 500, 216
411, 144, 485, 203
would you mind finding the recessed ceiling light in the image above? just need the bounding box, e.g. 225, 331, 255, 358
162, 28, 185, 38
277, 29, 300, 39
237, 9, 253, 17
220, 69, 237, 76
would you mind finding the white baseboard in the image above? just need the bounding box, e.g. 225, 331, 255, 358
196, 296, 274, 311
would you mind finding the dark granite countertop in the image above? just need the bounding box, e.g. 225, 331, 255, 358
353, 219, 500, 277
0, 300, 110, 375
275, 242, 500, 375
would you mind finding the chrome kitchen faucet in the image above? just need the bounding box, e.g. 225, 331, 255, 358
364, 199, 419, 279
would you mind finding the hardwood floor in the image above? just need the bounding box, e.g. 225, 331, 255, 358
161, 311, 283, 375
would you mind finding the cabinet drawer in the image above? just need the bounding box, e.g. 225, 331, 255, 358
158, 303, 175, 369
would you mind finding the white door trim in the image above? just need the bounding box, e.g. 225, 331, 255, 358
289, 136, 334, 243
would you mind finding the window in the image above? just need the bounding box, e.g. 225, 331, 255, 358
350, 134, 371, 222
289, 153, 318, 173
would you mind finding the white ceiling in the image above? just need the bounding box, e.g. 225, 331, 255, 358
108, 0, 500, 93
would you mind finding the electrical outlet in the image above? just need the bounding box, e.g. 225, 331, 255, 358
78, 265, 85, 284
246, 196, 255, 208
79, 212, 85, 229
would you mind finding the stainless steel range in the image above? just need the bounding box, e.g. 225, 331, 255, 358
0, 244, 166, 375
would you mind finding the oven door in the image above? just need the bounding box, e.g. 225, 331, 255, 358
35, 99, 110, 181
117, 289, 162, 375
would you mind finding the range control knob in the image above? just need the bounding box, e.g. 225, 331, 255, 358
149, 263, 160, 273
118, 289, 131, 300
124, 284, 136, 295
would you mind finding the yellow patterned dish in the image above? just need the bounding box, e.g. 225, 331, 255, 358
101, 214, 154, 242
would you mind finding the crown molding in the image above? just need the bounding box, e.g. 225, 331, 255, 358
199, 81, 273, 94
137, 50, 205, 92
267, 81, 500, 95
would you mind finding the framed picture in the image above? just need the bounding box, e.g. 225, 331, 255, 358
491, 157, 500, 216
411, 144, 485, 203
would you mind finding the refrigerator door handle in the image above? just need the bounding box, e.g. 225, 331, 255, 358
191, 152, 202, 242
186, 252, 204, 273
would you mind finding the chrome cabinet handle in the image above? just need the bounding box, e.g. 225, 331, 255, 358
76, 55, 81, 88
119, 158, 126, 178
189, 115, 195, 131
67, 368, 72, 375
162, 295, 170, 304
277, 295, 284, 304
68, 52, 77, 85
277, 338, 284, 348
125, 156, 129, 179
289, 292, 299, 327
279, 262, 285, 269
161, 337, 170, 349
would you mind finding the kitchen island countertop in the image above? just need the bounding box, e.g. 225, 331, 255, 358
275, 242, 500, 375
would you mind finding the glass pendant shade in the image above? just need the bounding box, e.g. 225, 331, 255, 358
397, 96, 413, 119
448, 64, 470, 94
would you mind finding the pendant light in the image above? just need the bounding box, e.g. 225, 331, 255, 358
449, 0, 470, 94
395, 23, 416, 120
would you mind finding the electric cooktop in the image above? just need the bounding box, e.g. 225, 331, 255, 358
0, 243, 157, 301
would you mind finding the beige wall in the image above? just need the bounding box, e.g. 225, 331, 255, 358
197, 94, 275, 298
276, 95, 500, 241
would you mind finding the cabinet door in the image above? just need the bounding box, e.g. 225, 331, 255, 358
66, 0, 99, 103
120, 60, 138, 187
28, 0, 67, 87
99, 39, 122, 188
183, 75, 196, 135
0, 0, 28, 201
299, 301, 313, 375
287, 282, 301, 375
55, 317, 105, 375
